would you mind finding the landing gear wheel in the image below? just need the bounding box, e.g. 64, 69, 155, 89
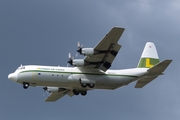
88, 83, 95, 88
81, 83, 87, 88
23, 83, 29, 89
81, 91, 87, 96
73, 90, 80, 95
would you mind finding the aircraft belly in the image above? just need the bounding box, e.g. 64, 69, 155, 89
95, 75, 138, 89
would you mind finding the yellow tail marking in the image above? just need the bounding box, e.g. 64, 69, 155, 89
146, 58, 153, 68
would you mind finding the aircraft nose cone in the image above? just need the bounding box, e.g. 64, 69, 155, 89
8, 73, 17, 82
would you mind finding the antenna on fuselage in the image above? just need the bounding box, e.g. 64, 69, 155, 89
43, 87, 49, 97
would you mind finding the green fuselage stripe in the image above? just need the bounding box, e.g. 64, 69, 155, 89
20, 70, 138, 78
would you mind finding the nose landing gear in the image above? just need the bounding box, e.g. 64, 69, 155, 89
23, 83, 29, 89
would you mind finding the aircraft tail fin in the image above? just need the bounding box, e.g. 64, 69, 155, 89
137, 42, 160, 68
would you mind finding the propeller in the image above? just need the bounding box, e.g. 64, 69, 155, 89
77, 42, 83, 55
43, 87, 49, 96
43, 87, 47, 91
67, 53, 74, 66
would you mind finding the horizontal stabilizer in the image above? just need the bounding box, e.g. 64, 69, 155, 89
135, 59, 172, 88
135, 76, 157, 88
147, 60, 172, 76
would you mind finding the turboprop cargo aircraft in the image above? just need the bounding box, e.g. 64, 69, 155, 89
8, 27, 172, 102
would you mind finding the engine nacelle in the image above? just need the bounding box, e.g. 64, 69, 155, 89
81, 48, 97, 56
72, 59, 88, 66
44, 87, 66, 93
46, 87, 59, 93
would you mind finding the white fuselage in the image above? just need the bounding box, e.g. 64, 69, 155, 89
8, 65, 148, 90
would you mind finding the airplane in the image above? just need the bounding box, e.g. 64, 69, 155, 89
8, 27, 172, 102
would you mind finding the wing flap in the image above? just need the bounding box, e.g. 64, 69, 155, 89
99, 44, 121, 71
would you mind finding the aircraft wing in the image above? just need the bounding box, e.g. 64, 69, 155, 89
45, 89, 72, 102
84, 27, 125, 71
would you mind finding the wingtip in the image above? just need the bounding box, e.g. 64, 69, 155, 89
113, 26, 125, 30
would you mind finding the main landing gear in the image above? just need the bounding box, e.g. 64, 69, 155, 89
73, 81, 92, 96
23, 83, 29, 89
81, 83, 95, 88
79, 78, 95, 88
76, 82, 94, 96
73, 90, 87, 96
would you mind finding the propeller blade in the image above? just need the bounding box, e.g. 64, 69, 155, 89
43, 87, 47, 91
76, 52, 78, 57
78, 41, 80, 48
67, 53, 74, 66
68, 53, 71, 59
43, 87, 48, 96
77, 42, 83, 54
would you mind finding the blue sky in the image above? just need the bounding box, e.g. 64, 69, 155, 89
1, 0, 179, 120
